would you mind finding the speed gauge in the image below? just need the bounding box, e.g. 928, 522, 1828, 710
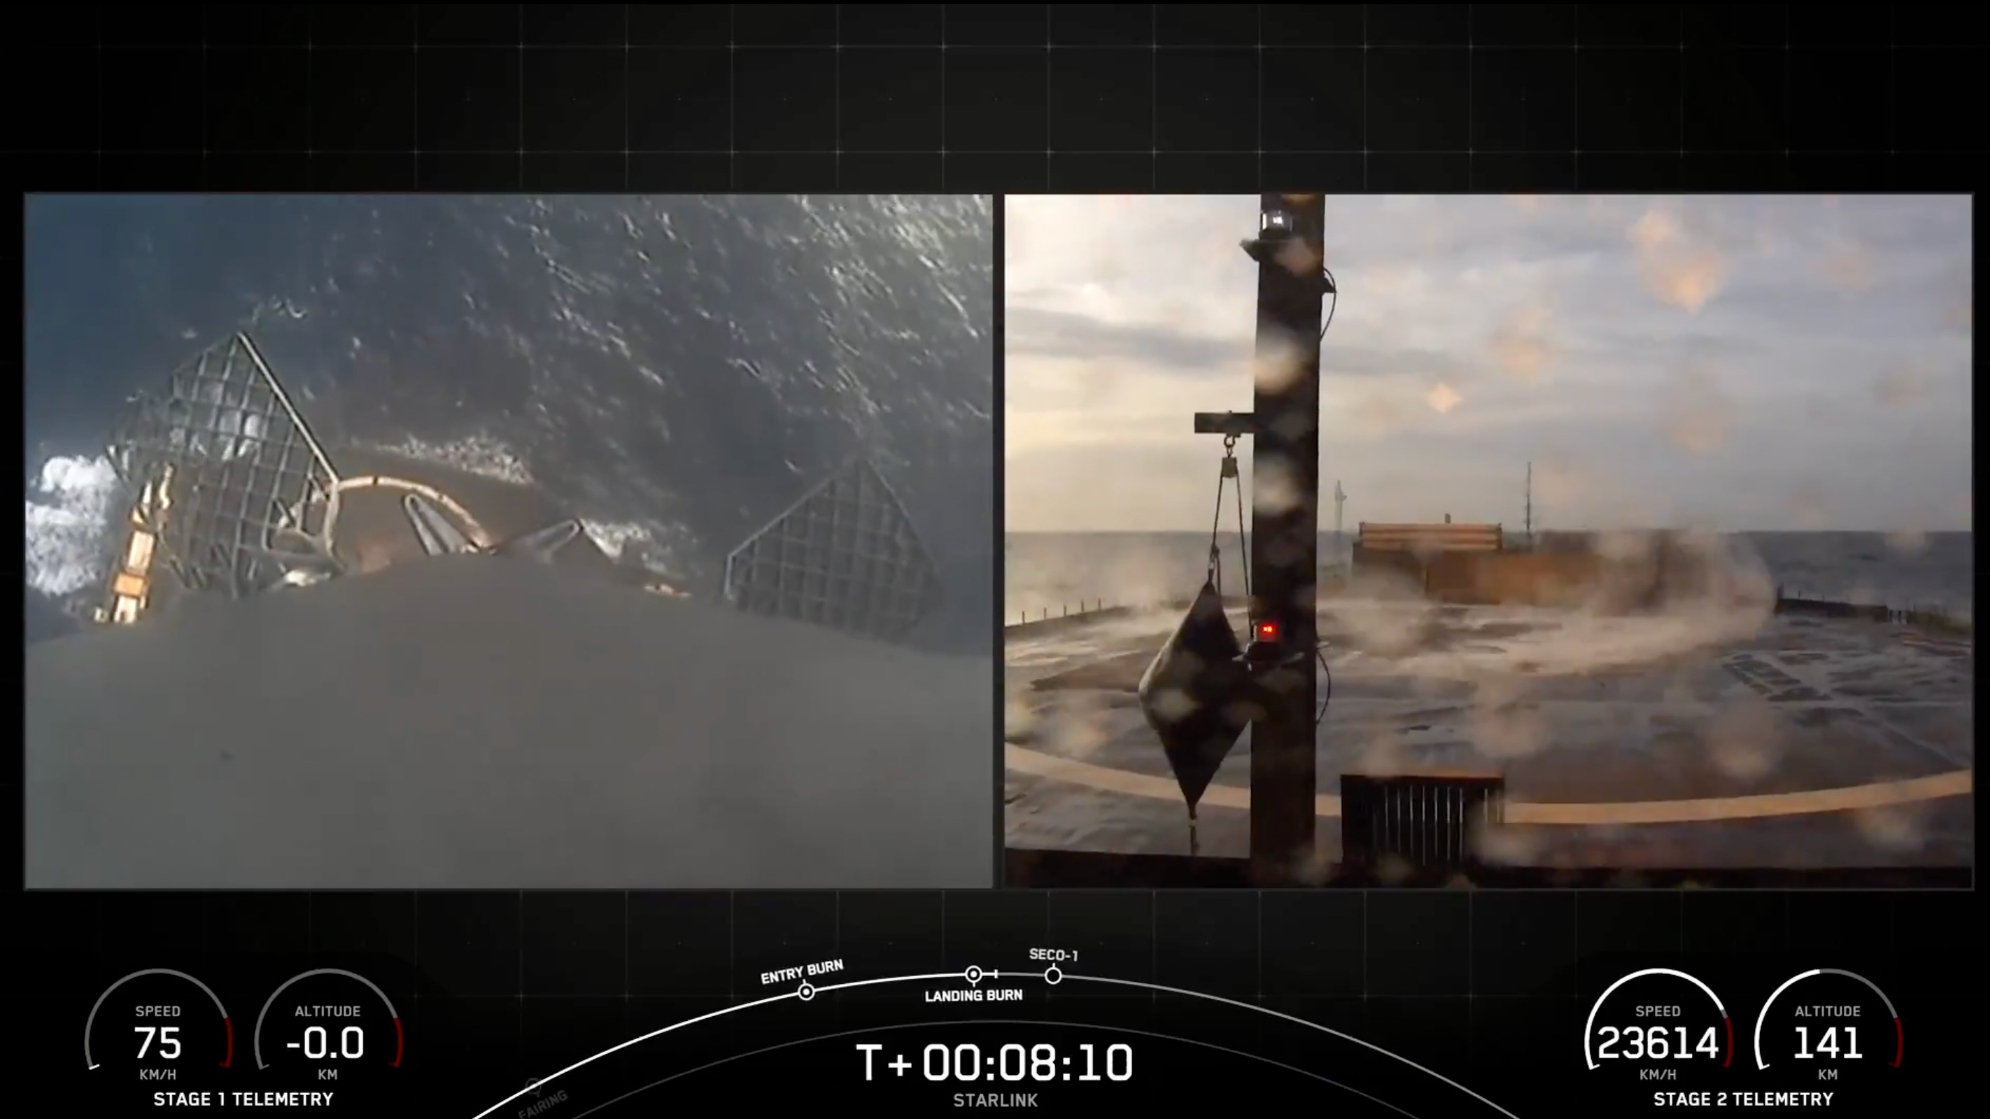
85, 968, 234, 1076
1583, 967, 1731, 1094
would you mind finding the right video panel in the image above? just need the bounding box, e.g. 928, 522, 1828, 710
1003, 194, 1973, 888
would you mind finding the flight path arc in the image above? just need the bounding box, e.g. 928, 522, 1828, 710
466, 968, 1521, 1119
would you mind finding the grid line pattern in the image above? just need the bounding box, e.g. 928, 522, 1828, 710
6, 5, 1980, 191
16, 889, 1975, 1109
7, 3, 1983, 1113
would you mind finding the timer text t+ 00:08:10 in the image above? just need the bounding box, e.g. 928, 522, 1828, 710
857, 1043, 1133, 1082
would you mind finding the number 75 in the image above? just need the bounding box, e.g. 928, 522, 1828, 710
136, 1026, 182, 1060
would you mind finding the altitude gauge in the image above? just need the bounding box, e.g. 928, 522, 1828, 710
1583, 968, 1731, 1091
1752, 969, 1900, 1090
84, 969, 233, 1095
252, 969, 403, 1091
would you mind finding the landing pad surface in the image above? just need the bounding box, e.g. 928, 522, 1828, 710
1004, 600, 1972, 872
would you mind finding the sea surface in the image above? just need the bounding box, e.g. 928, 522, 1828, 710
1005, 530, 1975, 624
24, 195, 994, 652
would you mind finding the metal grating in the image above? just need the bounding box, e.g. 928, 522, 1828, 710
106, 332, 340, 601
1339, 772, 1507, 871
722, 457, 942, 644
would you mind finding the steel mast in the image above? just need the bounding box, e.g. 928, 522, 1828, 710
1193, 194, 1330, 883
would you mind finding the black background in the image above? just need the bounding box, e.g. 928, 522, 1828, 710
7, 4, 1982, 1116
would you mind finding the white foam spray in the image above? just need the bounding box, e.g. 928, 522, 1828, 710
24, 455, 121, 597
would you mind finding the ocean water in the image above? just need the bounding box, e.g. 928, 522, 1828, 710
1005, 530, 1975, 624
24, 195, 994, 652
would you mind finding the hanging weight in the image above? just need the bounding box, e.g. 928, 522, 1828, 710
1137, 579, 1252, 811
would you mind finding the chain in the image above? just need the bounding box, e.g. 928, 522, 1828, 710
1204, 434, 1250, 598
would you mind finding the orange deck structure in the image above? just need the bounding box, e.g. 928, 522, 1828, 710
1351, 520, 1504, 593
1348, 520, 1630, 606
1354, 520, 1506, 556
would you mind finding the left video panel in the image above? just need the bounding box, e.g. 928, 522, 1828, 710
23, 194, 996, 890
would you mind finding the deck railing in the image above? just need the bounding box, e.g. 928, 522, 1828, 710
1774, 586, 1971, 635
1004, 584, 1972, 638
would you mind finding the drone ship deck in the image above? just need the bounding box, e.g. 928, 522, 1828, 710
1004, 599, 1973, 875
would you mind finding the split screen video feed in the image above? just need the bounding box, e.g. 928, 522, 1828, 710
24, 193, 995, 889
22, 192, 1974, 893
1003, 194, 1971, 888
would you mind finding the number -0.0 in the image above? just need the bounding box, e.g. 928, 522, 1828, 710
299, 1026, 365, 1060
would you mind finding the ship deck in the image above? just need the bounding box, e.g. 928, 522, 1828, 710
1004, 599, 1973, 875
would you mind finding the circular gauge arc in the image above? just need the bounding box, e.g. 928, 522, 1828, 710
251, 968, 403, 1069
1750, 969, 1901, 1070
84, 968, 233, 1070
1582, 968, 1731, 1070
469, 968, 1521, 1119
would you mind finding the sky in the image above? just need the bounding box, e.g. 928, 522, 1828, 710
1005, 195, 1972, 534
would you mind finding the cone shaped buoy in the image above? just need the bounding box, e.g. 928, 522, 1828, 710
1137, 580, 1250, 811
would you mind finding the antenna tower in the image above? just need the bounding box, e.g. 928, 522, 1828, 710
1524, 461, 1533, 546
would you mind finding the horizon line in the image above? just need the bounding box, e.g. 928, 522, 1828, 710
1005, 526, 1975, 536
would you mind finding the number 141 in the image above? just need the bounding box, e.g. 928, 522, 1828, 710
1794, 1026, 1861, 1060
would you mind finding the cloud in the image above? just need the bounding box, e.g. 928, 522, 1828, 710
1820, 244, 1877, 292
1006, 195, 1972, 532
1874, 361, 1937, 409
1628, 207, 1680, 253
1663, 368, 1733, 455
1004, 305, 1246, 376
1532, 456, 1590, 506
1490, 299, 1557, 383
1005, 304, 1473, 386
1423, 382, 1462, 414
1628, 204, 1728, 312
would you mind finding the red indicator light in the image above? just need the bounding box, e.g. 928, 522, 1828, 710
1254, 620, 1278, 641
